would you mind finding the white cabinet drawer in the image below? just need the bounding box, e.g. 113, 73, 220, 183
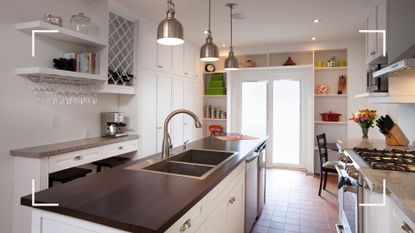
48, 147, 102, 173
205, 162, 245, 215
165, 197, 207, 233
102, 140, 139, 158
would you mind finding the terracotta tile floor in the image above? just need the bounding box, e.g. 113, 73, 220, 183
251, 169, 339, 233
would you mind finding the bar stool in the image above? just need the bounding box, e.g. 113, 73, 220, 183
316, 133, 337, 196
92, 156, 130, 172
49, 167, 92, 188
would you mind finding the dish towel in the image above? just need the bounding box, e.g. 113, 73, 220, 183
215, 135, 258, 141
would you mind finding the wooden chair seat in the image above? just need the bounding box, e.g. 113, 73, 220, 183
322, 161, 336, 170
92, 156, 130, 172
49, 167, 92, 188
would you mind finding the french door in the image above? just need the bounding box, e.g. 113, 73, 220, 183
233, 68, 312, 169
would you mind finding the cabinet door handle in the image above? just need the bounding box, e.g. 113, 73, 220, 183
156, 126, 162, 129
179, 219, 191, 232
370, 51, 376, 55
401, 222, 414, 233
184, 72, 189, 75
73, 156, 83, 161
229, 196, 236, 204
158, 65, 163, 69
118, 146, 123, 150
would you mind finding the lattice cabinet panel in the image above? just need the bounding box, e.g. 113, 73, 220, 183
108, 12, 134, 86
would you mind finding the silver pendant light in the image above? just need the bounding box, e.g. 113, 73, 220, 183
224, 3, 238, 70
157, 0, 184, 45
200, 0, 219, 61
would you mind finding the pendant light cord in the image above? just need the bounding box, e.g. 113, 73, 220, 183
229, 4, 233, 50
208, 0, 211, 33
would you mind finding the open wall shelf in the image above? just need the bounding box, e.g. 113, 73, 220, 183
15, 20, 107, 48
15, 67, 107, 82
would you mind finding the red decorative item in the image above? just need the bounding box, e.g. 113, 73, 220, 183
208, 125, 223, 136
320, 111, 342, 122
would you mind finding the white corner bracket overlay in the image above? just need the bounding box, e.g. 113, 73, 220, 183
31, 179, 59, 207
32, 30, 59, 57
359, 179, 386, 207
358, 29, 386, 57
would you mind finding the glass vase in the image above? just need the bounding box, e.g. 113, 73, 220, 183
361, 127, 369, 139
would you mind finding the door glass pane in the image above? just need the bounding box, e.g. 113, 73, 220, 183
273, 80, 300, 165
241, 82, 267, 137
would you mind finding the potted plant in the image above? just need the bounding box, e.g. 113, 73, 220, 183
350, 109, 377, 139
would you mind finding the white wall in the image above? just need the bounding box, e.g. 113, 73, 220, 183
0, 1, 120, 233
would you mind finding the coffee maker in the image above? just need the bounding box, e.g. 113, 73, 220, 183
101, 112, 128, 137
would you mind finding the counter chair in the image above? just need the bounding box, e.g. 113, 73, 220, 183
316, 133, 337, 196
92, 156, 130, 172
49, 167, 92, 188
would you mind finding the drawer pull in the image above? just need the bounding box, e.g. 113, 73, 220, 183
73, 156, 83, 161
118, 146, 123, 150
401, 222, 414, 233
229, 196, 236, 204
179, 219, 191, 232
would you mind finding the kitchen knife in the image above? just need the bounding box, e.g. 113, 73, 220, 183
385, 115, 395, 128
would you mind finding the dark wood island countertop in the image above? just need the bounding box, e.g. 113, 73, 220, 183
21, 136, 267, 233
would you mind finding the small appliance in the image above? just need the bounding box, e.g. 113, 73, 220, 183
367, 64, 388, 92
101, 112, 128, 138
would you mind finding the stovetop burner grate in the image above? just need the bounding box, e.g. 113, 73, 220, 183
353, 148, 415, 172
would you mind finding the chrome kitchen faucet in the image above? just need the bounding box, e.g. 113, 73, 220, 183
161, 109, 202, 159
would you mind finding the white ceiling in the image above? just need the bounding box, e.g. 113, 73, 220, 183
115, 0, 375, 48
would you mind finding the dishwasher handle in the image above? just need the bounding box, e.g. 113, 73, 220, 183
246, 152, 259, 163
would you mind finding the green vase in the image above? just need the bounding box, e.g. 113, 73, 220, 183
362, 127, 369, 139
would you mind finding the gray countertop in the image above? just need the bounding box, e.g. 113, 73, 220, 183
10, 134, 140, 158
338, 138, 415, 223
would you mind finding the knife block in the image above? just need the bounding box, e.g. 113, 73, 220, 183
385, 124, 409, 146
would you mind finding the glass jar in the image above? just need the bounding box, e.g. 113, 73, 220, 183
70, 12, 91, 34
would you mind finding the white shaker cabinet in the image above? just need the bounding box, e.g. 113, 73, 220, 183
140, 70, 158, 156
183, 43, 195, 78
171, 78, 185, 147
139, 23, 172, 73
157, 44, 173, 73
365, 0, 388, 64
140, 24, 158, 70
140, 69, 172, 156
156, 73, 172, 152
173, 45, 184, 76
183, 80, 203, 142
194, 49, 201, 79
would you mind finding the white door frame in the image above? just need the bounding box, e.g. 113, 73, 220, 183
228, 66, 314, 172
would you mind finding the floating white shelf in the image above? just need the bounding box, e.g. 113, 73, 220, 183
15, 20, 107, 47
15, 67, 107, 82
314, 66, 347, 71
315, 121, 348, 125
203, 95, 227, 98
315, 94, 348, 97
96, 85, 135, 95
203, 118, 227, 121
355, 92, 389, 98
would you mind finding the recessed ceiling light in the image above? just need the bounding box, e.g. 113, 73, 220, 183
222, 44, 226, 47
203, 30, 209, 34
312, 37, 317, 41
313, 19, 320, 23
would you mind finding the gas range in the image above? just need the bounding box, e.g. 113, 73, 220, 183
353, 147, 415, 172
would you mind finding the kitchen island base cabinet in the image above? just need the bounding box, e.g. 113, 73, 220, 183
30, 163, 246, 233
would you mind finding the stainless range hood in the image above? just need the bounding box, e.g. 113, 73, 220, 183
373, 58, 415, 78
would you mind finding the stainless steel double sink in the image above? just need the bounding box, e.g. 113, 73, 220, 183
126, 149, 237, 179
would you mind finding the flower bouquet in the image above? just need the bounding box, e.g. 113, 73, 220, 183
350, 109, 377, 138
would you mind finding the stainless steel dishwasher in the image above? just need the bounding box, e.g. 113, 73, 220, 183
245, 151, 259, 233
